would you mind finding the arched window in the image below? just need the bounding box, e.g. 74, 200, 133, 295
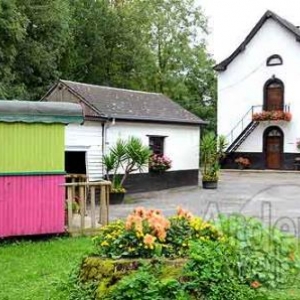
266, 55, 283, 66
264, 77, 284, 111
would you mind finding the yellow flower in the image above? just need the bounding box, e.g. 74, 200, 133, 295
101, 241, 109, 247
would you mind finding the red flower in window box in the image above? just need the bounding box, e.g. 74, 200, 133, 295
149, 154, 172, 172
252, 110, 292, 122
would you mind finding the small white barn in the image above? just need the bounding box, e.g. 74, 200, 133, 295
215, 10, 300, 170
43, 80, 205, 192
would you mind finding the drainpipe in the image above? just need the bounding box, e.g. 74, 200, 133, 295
102, 117, 116, 175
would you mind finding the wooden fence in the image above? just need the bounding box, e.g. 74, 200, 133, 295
63, 180, 111, 235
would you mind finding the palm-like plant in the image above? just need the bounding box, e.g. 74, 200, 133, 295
200, 133, 227, 182
103, 137, 152, 192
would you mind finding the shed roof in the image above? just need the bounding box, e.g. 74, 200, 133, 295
0, 101, 83, 124
214, 10, 300, 71
52, 80, 205, 125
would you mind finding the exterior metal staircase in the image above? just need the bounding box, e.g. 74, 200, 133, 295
226, 121, 259, 153
225, 106, 257, 153
225, 104, 291, 153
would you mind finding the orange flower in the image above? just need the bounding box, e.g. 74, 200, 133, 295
250, 281, 261, 289
143, 234, 156, 249
125, 214, 143, 232
177, 206, 193, 219
126, 207, 170, 242
134, 207, 146, 218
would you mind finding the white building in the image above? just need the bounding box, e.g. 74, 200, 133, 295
43, 80, 205, 192
215, 10, 300, 170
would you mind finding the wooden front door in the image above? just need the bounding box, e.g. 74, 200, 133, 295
265, 128, 283, 169
265, 82, 283, 111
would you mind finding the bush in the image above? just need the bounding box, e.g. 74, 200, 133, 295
214, 214, 300, 288
105, 262, 189, 300
93, 207, 223, 259
184, 240, 256, 299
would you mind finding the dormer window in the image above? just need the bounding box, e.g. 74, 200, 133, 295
266, 55, 283, 66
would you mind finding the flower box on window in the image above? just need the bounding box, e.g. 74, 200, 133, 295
252, 110, 292, 122
149, 154, 172, 173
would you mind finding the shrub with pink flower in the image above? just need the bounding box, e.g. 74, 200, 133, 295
149, 154, 172, 172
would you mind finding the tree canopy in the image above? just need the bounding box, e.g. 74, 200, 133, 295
0, 0, 216, 132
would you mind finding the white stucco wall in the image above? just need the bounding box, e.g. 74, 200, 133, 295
237, 121, 296, 153
105, 121, 200, 172
65, 121, 200, 181
65, 122, 103, 181
217, 18, 300, 153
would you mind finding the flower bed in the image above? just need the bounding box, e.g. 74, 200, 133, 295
252, 110, 292, 122
69, 208, 300, 300
93, 207, 222, 258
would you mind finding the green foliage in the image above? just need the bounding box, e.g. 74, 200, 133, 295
0, 0, 71, 99
200, 133, 227, 181
0, 0, 216, 130
103, 137, 152, 191
214, 214, 300, 288
103, 262, 189, 300
62, 266, 98, 300
0, 0, 27, 98
165, 214, 223, 257
184, 240, 256, 299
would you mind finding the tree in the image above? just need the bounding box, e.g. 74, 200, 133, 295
13, 0, 71, 99
0, 0, 217, 131
119, 0, 217, 131
0, 0, 26, 98
61, 0, 145, 88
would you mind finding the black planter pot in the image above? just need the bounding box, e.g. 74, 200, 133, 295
202, 180, 218, 189
109, 192, 125, 205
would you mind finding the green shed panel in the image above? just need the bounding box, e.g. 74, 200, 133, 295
0, 123, 65, 173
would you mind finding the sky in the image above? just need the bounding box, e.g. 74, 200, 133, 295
198, 0, 300, 63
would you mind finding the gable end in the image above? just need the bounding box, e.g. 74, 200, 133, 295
214, 10, 300, 72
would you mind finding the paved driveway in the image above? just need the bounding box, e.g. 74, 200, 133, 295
109, 171, 300, 235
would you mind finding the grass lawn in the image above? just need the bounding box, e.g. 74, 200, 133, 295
1, 235, 300, 300
0, 236, 92, 300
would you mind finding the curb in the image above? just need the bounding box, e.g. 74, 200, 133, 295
221, 169, 300, 174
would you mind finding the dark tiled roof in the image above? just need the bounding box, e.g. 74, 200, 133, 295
214, 10, 300, 71
59, 80, 205, 125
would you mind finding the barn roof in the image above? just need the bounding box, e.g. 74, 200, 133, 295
45, 80, 206, 125
214, 10, 300, 71
0, 101, 83, 124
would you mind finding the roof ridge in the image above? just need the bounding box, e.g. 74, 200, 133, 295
214, 10, 300, 71
60, 79, 162, 96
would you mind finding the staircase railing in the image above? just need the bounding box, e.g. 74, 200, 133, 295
226, 104, 290, 146
226, 106, 254, 146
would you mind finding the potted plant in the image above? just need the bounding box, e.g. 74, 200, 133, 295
234, 156, 251, 169
149, 154, 172, 173
103, 137, 152, 204
200, 133, 227, 189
